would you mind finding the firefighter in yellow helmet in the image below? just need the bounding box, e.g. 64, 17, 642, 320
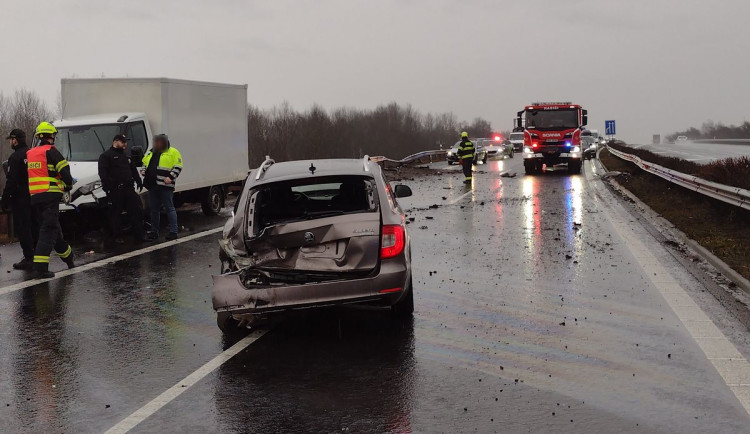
457, 132, 475, 184
27, 122, 75, 279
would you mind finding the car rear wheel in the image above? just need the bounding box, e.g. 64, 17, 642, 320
217, 311, 240, 333
448, 161, 454, 165
391, 277, 414, 316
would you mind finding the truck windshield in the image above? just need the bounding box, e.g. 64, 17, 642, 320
55, 124, 121, 162
525, 109, 579, 131
510, 133, 524, 141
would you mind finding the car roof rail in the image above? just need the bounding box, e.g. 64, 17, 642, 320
255, 156, 275, 181
363, 155, 371, 172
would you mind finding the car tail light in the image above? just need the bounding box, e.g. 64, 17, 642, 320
381, 225, 405, 259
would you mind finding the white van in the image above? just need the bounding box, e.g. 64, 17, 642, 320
509, 132, 525, 151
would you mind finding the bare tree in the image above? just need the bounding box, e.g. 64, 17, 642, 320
10, 89, 52, 140
0, 89, 53, 192
247, 102, 492, 166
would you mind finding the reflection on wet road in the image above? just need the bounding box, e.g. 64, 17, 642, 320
1, 158, 749, 432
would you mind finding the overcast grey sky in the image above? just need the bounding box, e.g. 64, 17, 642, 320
2, 0, 749, 143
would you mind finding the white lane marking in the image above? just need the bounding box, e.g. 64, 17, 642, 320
587, 161, 750, 413
0, 227, 223, 297
104, 329, 268, 434
449, 190, 473, 205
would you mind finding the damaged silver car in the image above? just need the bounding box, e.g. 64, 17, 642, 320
213, 157, 414, 332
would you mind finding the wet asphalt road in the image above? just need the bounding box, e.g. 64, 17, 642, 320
1, 158, 750, 433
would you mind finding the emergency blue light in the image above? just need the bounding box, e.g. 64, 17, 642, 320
565, 142, 572, 147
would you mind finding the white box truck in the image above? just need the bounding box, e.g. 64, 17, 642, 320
53, 77, 248, 215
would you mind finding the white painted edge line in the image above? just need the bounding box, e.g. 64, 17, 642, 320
104, 329, 268, 434
0, 227, 223, 297
587, 160, 750, 414
449, 190, 473, 205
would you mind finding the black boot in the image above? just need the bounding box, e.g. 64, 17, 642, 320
12, 258, 33, 270
62, 253, 75, 269
31, 263, 54, 279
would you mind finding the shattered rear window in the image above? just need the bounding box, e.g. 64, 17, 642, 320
249, 176, 378, 233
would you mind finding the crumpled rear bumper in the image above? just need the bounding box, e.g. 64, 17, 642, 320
212, 260, 409, 315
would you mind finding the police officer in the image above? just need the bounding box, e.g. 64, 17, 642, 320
142, 134, 183, 241
27, 122, 75, 279
98, 134, 145, 244
457, 131, 476, 185
1, 129, 38, 269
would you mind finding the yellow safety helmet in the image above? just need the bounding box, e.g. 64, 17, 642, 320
461, 131, 469, 138
35, 121, 57, 137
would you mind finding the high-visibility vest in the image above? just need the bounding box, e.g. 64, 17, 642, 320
142, 147, 183, 188
27, 145, 67, 196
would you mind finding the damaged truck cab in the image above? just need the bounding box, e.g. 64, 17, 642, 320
213, 156, 414, 332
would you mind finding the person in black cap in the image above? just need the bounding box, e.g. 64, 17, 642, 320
98, 134, 145, 243
1, 129, 38, 269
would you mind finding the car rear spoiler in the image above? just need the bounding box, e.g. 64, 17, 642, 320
255, 156, 275, 181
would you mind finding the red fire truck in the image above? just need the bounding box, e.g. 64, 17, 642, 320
516, 102, 588, 174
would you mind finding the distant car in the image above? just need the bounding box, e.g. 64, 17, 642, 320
446, 143, 460, 165
447, 140, 487, 165
582, 136, 597, 160
676, 136, 688, 144
509, 132, 524, 152
213, 157, 415, 332
482, 138, 514, 159
472, 139, 488, 164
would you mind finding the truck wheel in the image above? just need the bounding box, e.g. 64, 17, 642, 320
391, 277, 414, 316
524, 160, 536, 175
568, 161, 582, 174
201, 186, 224, 216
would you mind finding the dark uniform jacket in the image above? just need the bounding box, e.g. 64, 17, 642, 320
98, 147, 142, 193
2, 144, 30, 205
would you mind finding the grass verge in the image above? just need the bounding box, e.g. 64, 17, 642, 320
600, 147, 750, 281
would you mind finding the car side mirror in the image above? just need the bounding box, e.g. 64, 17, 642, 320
130, 146, 144, 166
394, 184, 412, 198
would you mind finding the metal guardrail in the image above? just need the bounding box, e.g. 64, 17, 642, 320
607, 146, 750, 210
370, 149, 446, 165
